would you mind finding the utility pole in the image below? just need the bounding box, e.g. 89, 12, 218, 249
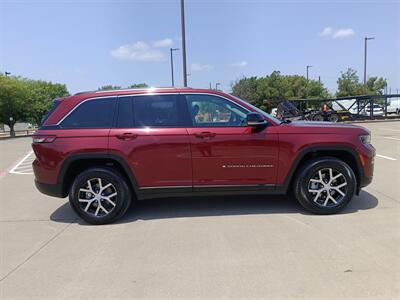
364, 37, 375, 85
306, 65, 313, 99
180, 0, 188, 87
209, 82, 212, 90
170, 48, 179, 87
215, 83, 221, 90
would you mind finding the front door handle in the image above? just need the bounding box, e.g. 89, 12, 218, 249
194, 132, 216, 138
116, 133, 138, 140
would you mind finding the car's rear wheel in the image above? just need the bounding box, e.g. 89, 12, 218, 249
69, 167, 132, 225
312, 114, 324, 122
293, 157, 356, 214
328, 113, 339, 122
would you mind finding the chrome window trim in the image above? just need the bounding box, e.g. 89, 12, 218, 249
56, 92, 251, 126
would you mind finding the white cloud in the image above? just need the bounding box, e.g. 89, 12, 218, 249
320, 27, 355, 39
230, 61, 248, 67
110, 40, 172, 62
332, 28, 355, 38
320, 27, 333, 36
153, 38, 173, 48
191, 63, 213, 72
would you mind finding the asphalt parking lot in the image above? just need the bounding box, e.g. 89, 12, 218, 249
0, 121, 399, 299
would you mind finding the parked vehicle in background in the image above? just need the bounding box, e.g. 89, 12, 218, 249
364, 104, 384, 116
32, 88, 375, 224
386, 98, 400, 115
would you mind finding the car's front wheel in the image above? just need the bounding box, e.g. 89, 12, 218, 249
293, 157, 356, 214
69, 167, 132, 225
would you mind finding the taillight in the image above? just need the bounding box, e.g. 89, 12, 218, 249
32, 135, 56, 143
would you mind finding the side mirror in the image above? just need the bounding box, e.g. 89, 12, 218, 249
246, 112, 268, 129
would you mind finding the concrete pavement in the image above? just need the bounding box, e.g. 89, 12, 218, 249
0, 122, 399, 299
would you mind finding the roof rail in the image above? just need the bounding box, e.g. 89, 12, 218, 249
73, 90, 96, 96
94, 87, 192, 94
73, 86, 194, 96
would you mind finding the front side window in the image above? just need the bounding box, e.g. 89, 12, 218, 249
185, 94, 248, 127
60, 97, 116, 128
133, 95, 182, 127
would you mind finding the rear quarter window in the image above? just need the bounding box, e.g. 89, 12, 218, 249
60, 97, 116, 129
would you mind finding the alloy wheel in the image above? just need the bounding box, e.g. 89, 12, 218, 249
307, 168, 348, 207
78, 178, 118, 217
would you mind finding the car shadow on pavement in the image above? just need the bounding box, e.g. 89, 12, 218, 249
50, 190, 378, 225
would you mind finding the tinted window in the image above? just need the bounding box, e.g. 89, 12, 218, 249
133, 95, 182, 127
185, 94, 248, 127
117, 97, 133, 128
61, 97, 116, 128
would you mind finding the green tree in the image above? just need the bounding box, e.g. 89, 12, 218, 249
0, 75, 29, 136
231, 77, 261, 106
25, 79, 69, 126
336, 68, 364, 97
336, 68, 386, 97
98, 85, 122, 91
231, 71, 330, 112
128, 83, 148, 88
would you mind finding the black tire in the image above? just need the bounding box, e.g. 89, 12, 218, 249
293, 157, 356, 214
328, 113, 339, 123
69, 167, 132, 225
312, 114, 324, 122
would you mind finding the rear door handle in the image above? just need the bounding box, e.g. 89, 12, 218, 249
116, 133, 138, 140
194, 132, 216, 138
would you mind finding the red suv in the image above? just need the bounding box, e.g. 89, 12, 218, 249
32, 88, 375, 224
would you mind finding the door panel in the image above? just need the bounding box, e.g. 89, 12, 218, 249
109, 128, 192, 187
187, 126, 279, 185
184, 94, 279, 186
109, 95, 192, 188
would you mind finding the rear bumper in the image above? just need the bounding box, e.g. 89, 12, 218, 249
35, 180, 66, 198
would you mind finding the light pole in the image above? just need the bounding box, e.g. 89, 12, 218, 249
364, 37, 375, 85
180, 0, 188, 87
306, 65, 313, 81
306, 65, 313, 99
5, 71, 11, 76
170, 48, 179, 87
215, 83, 221, 90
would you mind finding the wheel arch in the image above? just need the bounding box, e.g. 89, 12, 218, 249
284, 146, 363, 195
58, 153, 139, 197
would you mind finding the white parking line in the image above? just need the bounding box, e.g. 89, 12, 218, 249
376, 154, 397, 161
9, 151, 35, 175
383, 137, 400, 141
378, 128, 400, 132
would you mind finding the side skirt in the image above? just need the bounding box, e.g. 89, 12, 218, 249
136, 184, 286, 200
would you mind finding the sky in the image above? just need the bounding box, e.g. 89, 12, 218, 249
1, 0, 399, 94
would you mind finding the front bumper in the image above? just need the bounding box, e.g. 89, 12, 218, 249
35, 180, 67, 198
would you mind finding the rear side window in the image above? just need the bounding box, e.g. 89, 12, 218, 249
133, 95, 183, 127
61, 97, 116, 129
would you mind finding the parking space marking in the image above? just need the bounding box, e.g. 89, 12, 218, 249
383, 137, 400, 141
378, 128, 400, 132
376, 154, 397, 161
9, 150, 35, 175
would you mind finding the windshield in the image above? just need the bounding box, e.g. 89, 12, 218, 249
230, 95, 281, 124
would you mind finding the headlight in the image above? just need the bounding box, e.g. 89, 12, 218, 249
359, 134, 371, 144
